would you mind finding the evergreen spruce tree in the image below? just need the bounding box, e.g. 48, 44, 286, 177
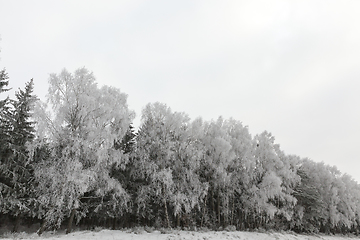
0, 69, 13, 213
0, 69, 11, 157
12, 79, 36, 148
0, 69, 11, 150
11, 79, 37, 231
0, 69, 10, 94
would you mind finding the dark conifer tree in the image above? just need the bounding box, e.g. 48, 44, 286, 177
0, 69, 11, 154
0, 69, 13, 213
12, 79, 36, 148
0, 69, 11, 149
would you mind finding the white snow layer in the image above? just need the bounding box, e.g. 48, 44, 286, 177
7, 230, 360, 240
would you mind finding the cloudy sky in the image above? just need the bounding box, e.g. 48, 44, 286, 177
1, 1, 360, 182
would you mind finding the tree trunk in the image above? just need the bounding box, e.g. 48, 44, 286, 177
66, 209, 76, 234
164, 198, 171, 228
231, 196, 235, 226
217, 194, 221, 225
37, 219, 47, 236
12, 214, 22, 233
201, 197, 207, 228
210, 190, 214, 216
176, 214, 180, 228
112, 218, 116, 230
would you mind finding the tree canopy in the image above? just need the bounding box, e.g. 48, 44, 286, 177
1, 67, 360, 236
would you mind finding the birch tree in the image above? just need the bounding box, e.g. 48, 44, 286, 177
221, 118, 253, 228
134, 103, 207, 228
239, 131, 298, 228
31, 68, 134, 234
199, 117, 235, 227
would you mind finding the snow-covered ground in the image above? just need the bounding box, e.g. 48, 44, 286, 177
3, 229, 360, 240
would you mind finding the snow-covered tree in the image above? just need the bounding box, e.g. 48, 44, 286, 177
199, 117, 235, 227
221, 118, 253, 228
31, 68, 134, 234
133, 103, 208, 228
236, 132, 299, 229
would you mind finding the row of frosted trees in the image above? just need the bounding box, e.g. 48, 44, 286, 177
1, 67, 360, 235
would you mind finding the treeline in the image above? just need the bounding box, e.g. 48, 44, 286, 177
1, 67, 360, 235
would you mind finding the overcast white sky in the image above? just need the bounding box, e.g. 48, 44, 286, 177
1, 1, 360, 182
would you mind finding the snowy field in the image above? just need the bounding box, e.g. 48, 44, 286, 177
3, 229, 360, 240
